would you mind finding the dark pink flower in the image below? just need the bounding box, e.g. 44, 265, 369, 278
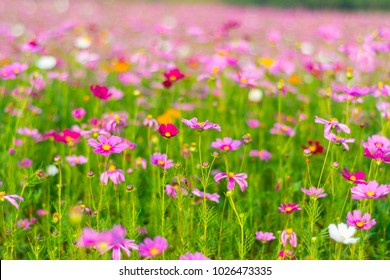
162, 68, 185, 88
90, 85, 112, 101
340, 168, 367, 184
278, 203, 302, 214
346, 210, 376, 230
158, 123, 179, 138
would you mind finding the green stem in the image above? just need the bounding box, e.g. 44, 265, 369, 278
317, 140, 331, 188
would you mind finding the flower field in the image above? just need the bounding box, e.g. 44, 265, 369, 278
0, 0, 390, 260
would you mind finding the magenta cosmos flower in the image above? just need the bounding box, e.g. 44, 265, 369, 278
255, 231, 276, 243
139, 236, 168, 258
88, 135, 127, 156
281, 228, 297, 248
362, 134, 390, 164
181, 117, 221, 132
211, 137, 241, 151
278, 203, 302, 214
214, 172, 248, 192
72, 108, 87, 119
340, 168, 367, 184
162, 68, 185, 88
150, 153, 174, 169
301, 187, 327, 198
351, 181, 390, 200
77, 225, 139, 260
346, 210, 376, 230
179, 252, 210, 260
158, 123, 179, 138
100, 166, 125, 185
314, 116, 350, 137
0, 191, 24, 209
90, 85, 112, 101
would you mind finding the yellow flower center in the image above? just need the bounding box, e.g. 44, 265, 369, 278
99, 242, 108, 252
375, 143, 383, 147
165, 132, 171, 137
366, 191, 375, 197
114, 115, 120, 121
102, 144, 111, 151
330, 118, 338, 122
228, 172, 235, 178
65, 136, 73, 143
109, 165, 116, 171
286, 228, 293, 235
356, 221, 365, 228
212, 66, 220, 74
0, 191, 5, 201
240, 77, 247, 83
198, 122, 205, 127
350, 175, 356, 181
223, 146, 230, 151
158, 160, 165, 166
147, 114, 153, 119
309, 145, 317, 152
149, 248, 159, 256
170, 75, 177, 81
285, 207, 292, 212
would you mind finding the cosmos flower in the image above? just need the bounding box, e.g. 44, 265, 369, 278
281, 229, 297, 248
162, 68, 185, 88
325, 133, 355, 150
77, 225, 138, 260
362, 134, 390, 164
342, 86, 371, 97
255, 231, 276, 242
139, 236, 168, 258
100, 166, 125, 185
211, 137, 241, 151
18, 158, 32, 168
340, 168, 367, 184
301, 140, 323, 155
179, 252, 210, 260
54, 129, 81, 146
192, 188, 220, 203
150, 153, 174, 169
88, 135, 127, 156
346, 210, 376, 230
65, 155, 88, 166
278, 203, 302, 214
72, 108, 87, 119
249, 149, 272, 161
158, 123, 179, 138
214, 172, 248, 192
143, 115, 159, 130
165, 184, 188, 198
314, 116, 350, 137
277, 249, 296, 260
269, 123, 295, 136
90, 85, 112, 101
301, 186, 327, 198
181, 117, 221, 132
0, 191, 24, 209
328, 223, 359, 244
350, 181, 390, 200
134, 157, 147, 169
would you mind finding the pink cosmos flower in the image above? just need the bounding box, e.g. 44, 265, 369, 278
182, 117, 221, 132
301, 187, 327, 198
54, 129, 81, 145
134, 157, 147, 170
77, 225, 138, 260
158, 123, 179, 138
362, 135, 390, 164
351, 181, 390, 200
102, 112, 128, 134
314, 116, 350, 137
150, 153, 174, 169
281, 229, 297, 248
90, 85, 112, 101
72, 108, 86, 119
342, 86, 371, 97
192, 188, 220, 203
255, 231, 276, 242
211, 137, 241, 151
270, 123, 295, 136
249, 150, 272, 161
0, 191, 24, 209
214, 172, 248, 192
88, 135, 127, 156
18, 158, 32, 168
247, 119, 260, 128
165, 184, 188, 198
277, 249, 296, 260
65, 155, 88, 166
100, 166, 125, 185
340, 168, 367, 184
278, 203, 302, 214
325, 133, 355, 150
346, 210, 376, 230
179, 252, 210, 260
139, 236, 168, 258
143, 115, 159, 130
17, 218, 31, 230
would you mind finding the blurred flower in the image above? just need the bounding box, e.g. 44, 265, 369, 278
90, 85, 112, 101
301, 187, 327, 198
182, 117, 221, 132
214, 172, 248, 192
143, 115, 159, 130
46, 165, 59, 176
179, 252, 210, 260
340, 168, 367, 184
0, 191, 24, 209
278, 203, 302, 214
139, 236, 168, 258
150, 153, 174, 169
314, 116, 350, 137
100, 166, 125, 185
325, 133, 355, 150
36, 56, 56, 70
211, 137, 241, 151
270, 123, 295, 136
249, 150, 272, 161
18, 158, 32, 168
65, 155, 88, 166
255, 231, 276, 242
192, 188, 220, 203
165, 184, 188, 198
162, 68, 185, 88
301, 140, 323, 155
281, 228, 297, 247
72, 108, 87, 119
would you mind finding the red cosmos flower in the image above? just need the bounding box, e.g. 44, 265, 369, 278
90, 85, 112, 101
302, 140, 324, 155
158, 123, 179, 138
162, 68, 185, 88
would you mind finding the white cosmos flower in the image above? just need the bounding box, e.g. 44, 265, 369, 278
46, 165, 59, 177
36, 56, 56, 70
328, 223, 359, 244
